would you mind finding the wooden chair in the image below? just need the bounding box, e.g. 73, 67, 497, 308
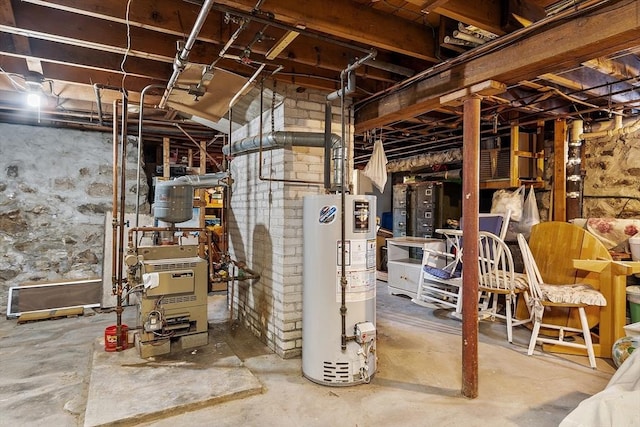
477, 231, 531, 343
517, 234, 607, 368
413, 211, 511, 314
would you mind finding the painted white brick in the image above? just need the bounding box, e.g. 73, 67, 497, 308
281, 340, 296, 351
296, 100, 322, 112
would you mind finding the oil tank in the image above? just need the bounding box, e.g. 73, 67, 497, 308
302, 194, 377, 386
153, 180, 193, 223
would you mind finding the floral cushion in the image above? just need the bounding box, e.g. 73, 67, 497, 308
480, 271, 529, 290
572, 218, 640, 250
540, 283, 607, 306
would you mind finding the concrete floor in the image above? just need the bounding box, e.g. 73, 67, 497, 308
0, 280, 615, 427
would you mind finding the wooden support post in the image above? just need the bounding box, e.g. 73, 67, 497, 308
553, 119, 567, 221
461, 95, 481, 399
509, 124, 520, 188
199, 141, 207, 175
162, 137, 170, 179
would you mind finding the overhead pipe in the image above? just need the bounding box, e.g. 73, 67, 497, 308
581, 116, 640, 139
159, 0, 215, 108
222, 131, 340, 154
212, 4, 409, 78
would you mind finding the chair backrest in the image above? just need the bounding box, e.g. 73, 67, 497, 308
517, 233, 544, 301
459, 210, 511, 240
477, 231, 516, 291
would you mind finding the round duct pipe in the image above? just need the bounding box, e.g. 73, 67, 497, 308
222, 131, 343, 189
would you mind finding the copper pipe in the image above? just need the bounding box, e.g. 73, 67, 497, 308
111, 100, 119, 296
116, 92, 128, 351
127, 226, 207, 251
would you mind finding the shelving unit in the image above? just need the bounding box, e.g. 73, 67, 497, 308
386, 237, 445, 299
480, 123, 544, 190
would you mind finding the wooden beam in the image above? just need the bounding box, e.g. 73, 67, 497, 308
538, 68, 638, 104
355, 0, 640, 132
213, 0, 439, 61
24, 0, 439, 61
20, 0, 207, 40
440, 80, 506, 106
0, 0, 31, 55
553, 119, 567, 222
18, 1, 383, 82
416, 0, 451, 14
429, 0, 506, 36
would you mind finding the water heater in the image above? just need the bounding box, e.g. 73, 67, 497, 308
302, 194, 377, 386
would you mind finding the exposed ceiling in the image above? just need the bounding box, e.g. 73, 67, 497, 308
1, 0, 639, 169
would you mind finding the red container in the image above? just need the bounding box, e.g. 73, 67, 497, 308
104, 324, 129, 352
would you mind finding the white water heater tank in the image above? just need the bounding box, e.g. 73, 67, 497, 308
302, 194, 377, 386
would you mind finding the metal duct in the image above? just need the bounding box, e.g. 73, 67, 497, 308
154, 172, 229, 223
174, 171, 230, 188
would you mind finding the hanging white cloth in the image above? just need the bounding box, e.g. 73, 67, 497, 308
363, 139, 388, 192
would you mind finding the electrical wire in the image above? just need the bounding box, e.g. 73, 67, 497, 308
120, 0, 134, 89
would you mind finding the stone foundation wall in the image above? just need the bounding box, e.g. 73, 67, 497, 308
581, 132, 640, 218
540, 128, 640, 220
0, 123, 148, 312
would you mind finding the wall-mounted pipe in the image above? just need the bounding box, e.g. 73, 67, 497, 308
136, 84, 166, 229
327, 52, 376, 351
324, 102, 332, 190
581, 116, 640, 139
567, 119, 584, 220
159, 0, 215, 108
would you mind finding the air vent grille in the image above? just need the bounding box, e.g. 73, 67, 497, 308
322, 361, 351, 383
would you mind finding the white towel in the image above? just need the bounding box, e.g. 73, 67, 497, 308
363, 139, 388, 192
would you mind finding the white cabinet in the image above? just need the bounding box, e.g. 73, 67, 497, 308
386, 237, 445, 298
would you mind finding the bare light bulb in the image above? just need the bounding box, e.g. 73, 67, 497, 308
26, 92, 41, 108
